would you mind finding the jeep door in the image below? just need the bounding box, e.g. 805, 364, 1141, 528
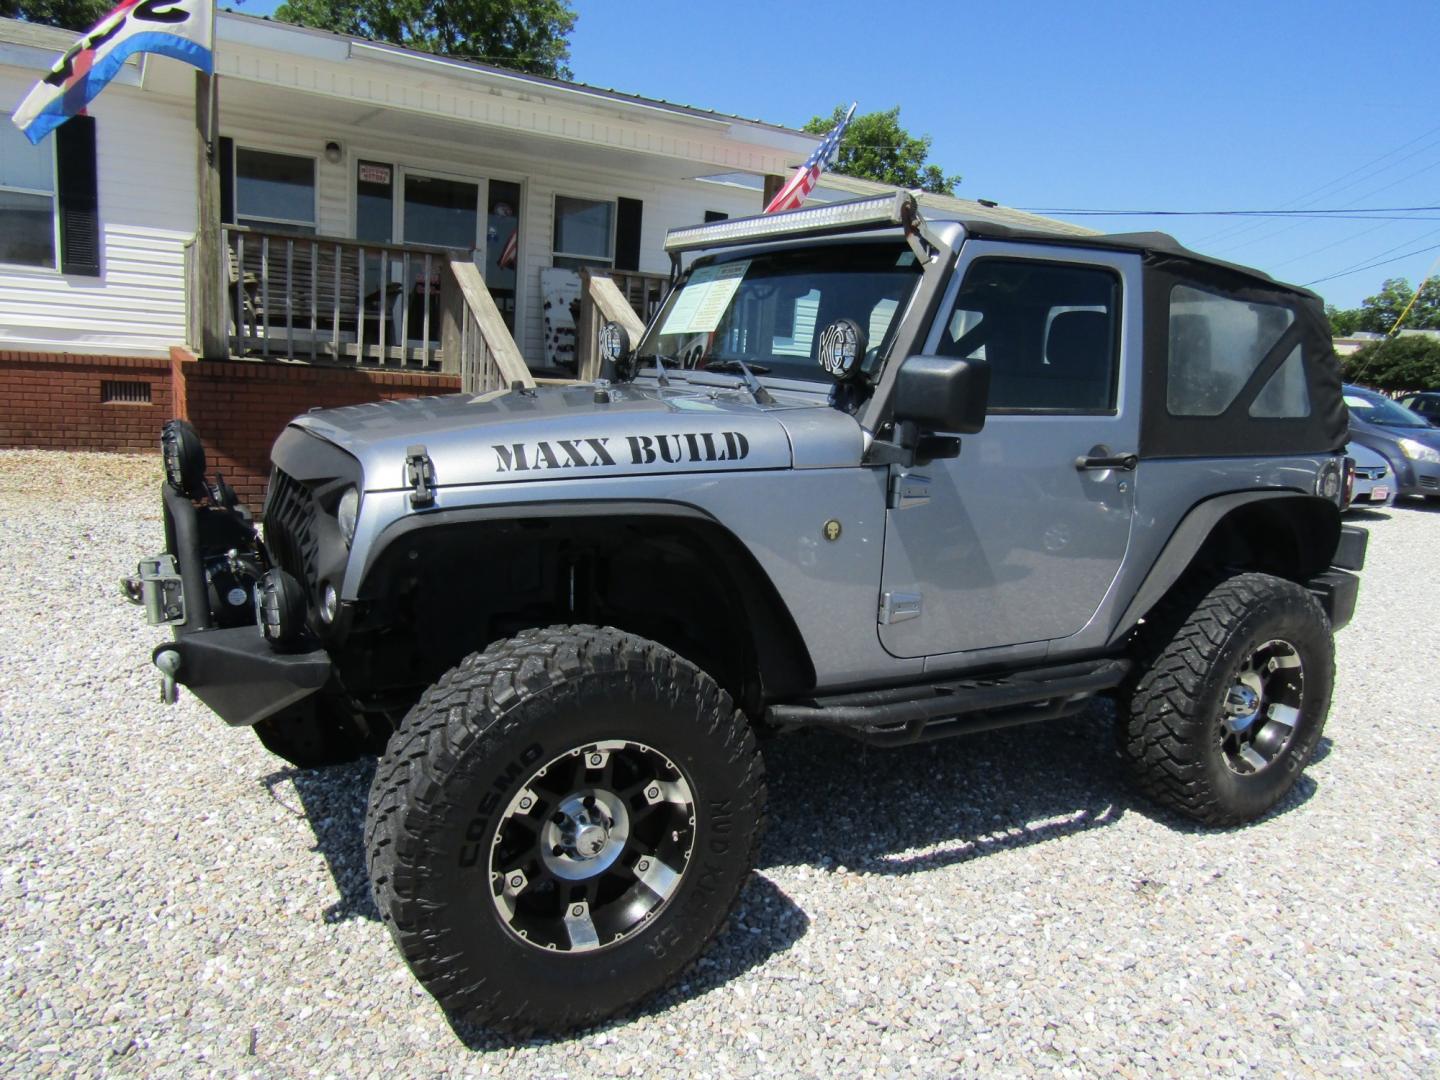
878, 242, 1142, 659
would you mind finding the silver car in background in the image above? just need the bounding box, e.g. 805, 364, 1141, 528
1346, 441, 1393, 507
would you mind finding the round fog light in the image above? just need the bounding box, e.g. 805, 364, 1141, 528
321, 582, 339, 623
161, 419, 207, 499
256, 568, 307, 649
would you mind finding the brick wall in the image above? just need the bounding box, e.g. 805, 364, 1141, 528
0, 351, 176, 453
0, 349, 460, 510
177, 351, 460, 508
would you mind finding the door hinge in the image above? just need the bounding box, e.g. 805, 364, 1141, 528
879, 591, 923, 625
404, 444, 436, 508
887, 472, 930, 510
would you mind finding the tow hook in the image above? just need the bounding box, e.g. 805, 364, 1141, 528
154, 647, 182, 705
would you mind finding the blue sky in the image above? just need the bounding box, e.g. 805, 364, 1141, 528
241, 0, 1440, 310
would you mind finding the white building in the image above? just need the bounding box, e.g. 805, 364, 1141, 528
0, 11, 1083, 492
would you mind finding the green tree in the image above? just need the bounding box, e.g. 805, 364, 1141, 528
803, 105, 961, 195
1341, 334, 1440, 393
273, 0, 577, 78
0, 0, 113, 31
1326, 304, 1363, 336
1326, 277, 1440, 336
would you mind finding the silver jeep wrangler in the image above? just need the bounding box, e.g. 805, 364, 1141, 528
125, 193, 1365, 1033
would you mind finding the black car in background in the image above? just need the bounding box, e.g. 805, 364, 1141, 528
1397, 391, 1440, 427
1345, 384, 1440, 500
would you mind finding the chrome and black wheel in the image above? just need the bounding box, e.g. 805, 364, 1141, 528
1124, 573, 1334, 826
489, 740, 696, 954
1215, 639, 1305, 776
365, 626, 764, 1034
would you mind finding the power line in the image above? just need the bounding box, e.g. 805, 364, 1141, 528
1019, 206, 1440, 218
1191, 122, 1440, 247
1214, 153, 1440, 256
1265, 218, 1408, 272
1300, 221, 1440, 286
1304, 241, 1440, 285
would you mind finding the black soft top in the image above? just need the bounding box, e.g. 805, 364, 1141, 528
946, 217, 1345, 458
952, 220, 1321, 302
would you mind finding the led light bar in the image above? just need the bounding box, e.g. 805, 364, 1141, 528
664, 192, 917, 254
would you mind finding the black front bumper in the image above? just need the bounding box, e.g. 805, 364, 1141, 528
153, 630, 331, 728
130, 481, 333, 727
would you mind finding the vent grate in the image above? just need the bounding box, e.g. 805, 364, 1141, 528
100, 380, 152, 405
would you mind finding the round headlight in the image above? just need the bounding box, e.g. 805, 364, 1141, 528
817, 318, 866, 380
600, 320, 631, 364
337, 487, 360, 547
320, 581, 339, 623
255, 568, 307, 649
160, 419, 207, 499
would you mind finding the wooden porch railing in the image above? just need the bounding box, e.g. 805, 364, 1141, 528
608, 268, 670, 324
444, 258, 535, 393
221, 225, 533, 392
575, 268, 661, 381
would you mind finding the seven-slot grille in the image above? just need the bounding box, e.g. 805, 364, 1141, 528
263, 467, 322, 592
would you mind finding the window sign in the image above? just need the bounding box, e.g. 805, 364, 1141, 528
0, 113, 56, 267
661, 260, 750, 335
358, 162, 391, 185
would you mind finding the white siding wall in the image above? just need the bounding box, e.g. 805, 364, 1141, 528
224, 110, 764, 361
0, 71, 195, 357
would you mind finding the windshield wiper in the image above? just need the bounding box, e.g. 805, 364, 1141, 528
634, 353, 675, 387
702, 357, 775, 405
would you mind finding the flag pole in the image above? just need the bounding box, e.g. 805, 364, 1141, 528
194, 0, 223, 359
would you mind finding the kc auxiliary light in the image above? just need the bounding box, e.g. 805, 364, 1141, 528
663, 192, 921, 255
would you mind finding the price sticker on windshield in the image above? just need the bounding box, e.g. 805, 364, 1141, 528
661, 260, 750, 336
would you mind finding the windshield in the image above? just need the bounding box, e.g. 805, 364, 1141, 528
633, 241, 922, 384
1344, 389, 1431, 428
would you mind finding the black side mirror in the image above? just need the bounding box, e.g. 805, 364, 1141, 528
893, 354, 990, 435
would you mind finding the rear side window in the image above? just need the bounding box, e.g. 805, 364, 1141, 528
1168, 285, 1300, 416
937, 259, 1120, 412
1249, 344, 1310, 418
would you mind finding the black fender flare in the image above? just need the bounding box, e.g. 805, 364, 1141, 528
1107, 490, 1340, 646
355, 498, 817, 701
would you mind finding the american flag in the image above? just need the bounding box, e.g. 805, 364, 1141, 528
764, 102, 857, 214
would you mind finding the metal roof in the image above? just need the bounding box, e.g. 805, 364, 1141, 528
216, 10, 816, 138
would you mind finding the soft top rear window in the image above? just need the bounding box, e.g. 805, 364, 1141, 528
1139, 256, 1346, 457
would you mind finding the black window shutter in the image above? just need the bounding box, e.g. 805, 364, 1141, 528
615, 197, 642, 271
55, 116, 100, 277
219, 136, 234, 224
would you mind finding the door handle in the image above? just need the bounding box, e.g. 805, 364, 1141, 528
1074, 452, 1138, 472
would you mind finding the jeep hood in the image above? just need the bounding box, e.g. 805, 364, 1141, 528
288, 382, 864, 490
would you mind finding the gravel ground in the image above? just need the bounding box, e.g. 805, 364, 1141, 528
1, 448, 1437, 1078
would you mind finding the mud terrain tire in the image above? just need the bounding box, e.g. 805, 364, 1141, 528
1124, 572, 1333, 826
365, 625, 764, 1033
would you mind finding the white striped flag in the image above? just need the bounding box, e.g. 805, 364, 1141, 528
764, 102, 856, 214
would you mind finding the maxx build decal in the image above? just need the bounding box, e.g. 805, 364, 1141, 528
493, 432, 752, 473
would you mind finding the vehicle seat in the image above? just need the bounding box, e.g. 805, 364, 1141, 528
1040, 310, 1113, 410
